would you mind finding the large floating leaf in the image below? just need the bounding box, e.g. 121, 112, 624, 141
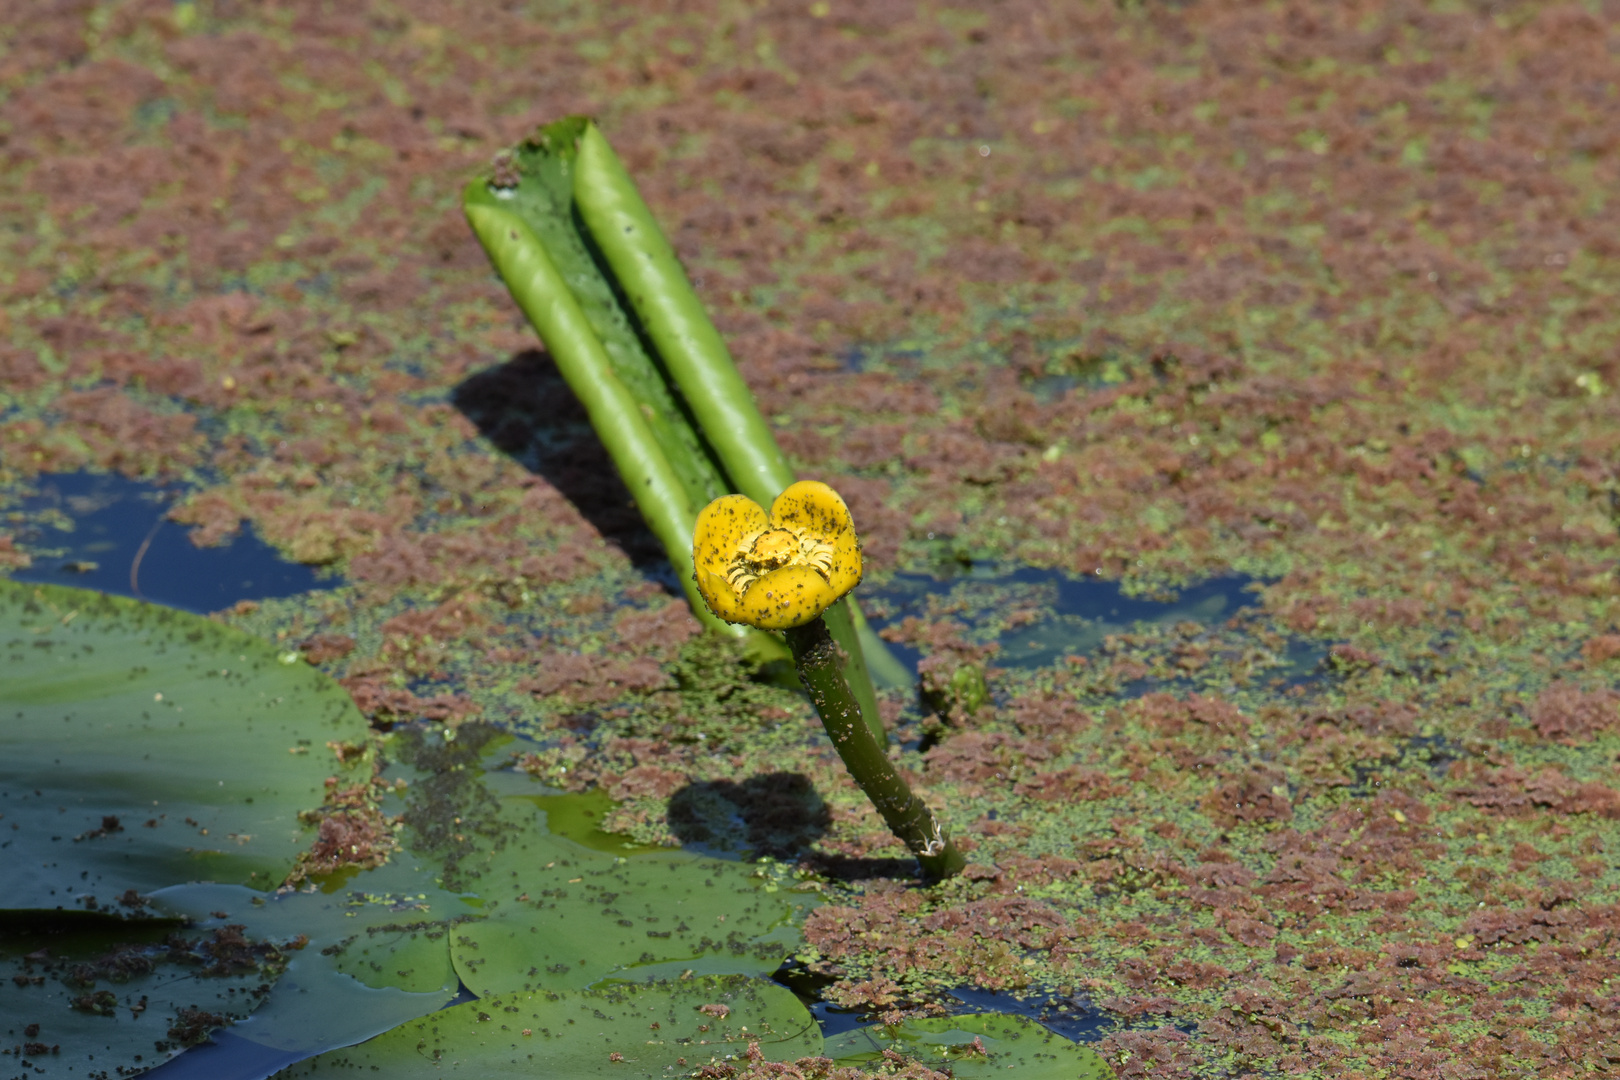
447, 795, 806, 997
0, 581, 371, 908
827, 1013, 1116, 1079
0, 908, 295, 1077
332, 919, 457, 995
274, 974, 821, 1078
153, 880, 463, 1054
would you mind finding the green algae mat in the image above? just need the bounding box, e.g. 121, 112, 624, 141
6, 1, 1620, 1077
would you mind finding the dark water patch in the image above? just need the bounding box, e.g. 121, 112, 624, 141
809, 1000, 874, 1036
4, 471, 330, 613
1022, 372, 1077, 403
1405, 732, 1467, 778
947, 985, 1113, 1043
863, 566, 1263, 675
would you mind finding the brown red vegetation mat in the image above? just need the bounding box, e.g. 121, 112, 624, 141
5, 2, 1620, 1076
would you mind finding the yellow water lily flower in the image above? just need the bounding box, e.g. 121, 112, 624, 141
693, 480, 863, 630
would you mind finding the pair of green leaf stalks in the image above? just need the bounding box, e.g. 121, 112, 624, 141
464, 118, 962, 881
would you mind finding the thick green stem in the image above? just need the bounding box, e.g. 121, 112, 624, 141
464, 202, 773, 654
574, 122, 907, 729
784, 617, 965, 883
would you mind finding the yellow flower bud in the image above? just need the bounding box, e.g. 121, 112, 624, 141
692, 481, 863, 630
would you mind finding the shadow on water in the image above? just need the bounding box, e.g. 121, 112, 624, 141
3, 471, 330, 613
452, 350, 668, 569
864, 566, 1265, 675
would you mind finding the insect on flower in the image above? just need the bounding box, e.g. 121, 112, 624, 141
692, 481, 862, 630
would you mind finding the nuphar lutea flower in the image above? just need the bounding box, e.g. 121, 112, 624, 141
693, 481, 862, 630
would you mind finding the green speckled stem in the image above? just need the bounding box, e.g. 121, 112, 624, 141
784, 617, 965, 883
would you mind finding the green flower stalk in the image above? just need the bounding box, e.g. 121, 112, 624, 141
693, 482, 964, 882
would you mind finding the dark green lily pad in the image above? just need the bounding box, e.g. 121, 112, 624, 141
329, 915, 458, 995
273, 974, 822, 1078
447, 796, 806, 997
0, 908, 295, 1077
827, 1013, 1116, 1079
152, 880, 464, 1053
0, 581, 371, 908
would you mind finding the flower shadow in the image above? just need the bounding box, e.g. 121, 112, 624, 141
666, 773, 831, 858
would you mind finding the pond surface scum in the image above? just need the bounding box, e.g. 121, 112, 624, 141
3, 1, 1620, 1077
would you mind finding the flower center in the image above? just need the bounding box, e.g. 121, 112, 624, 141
749, 528, 799, 569
726, 526, 836, 595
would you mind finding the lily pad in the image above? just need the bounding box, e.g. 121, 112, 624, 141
446, 796, 807, 997
273, 974, 822, 1078
0, 581, 371, 908
152, 881, 463, 1054
827, 1013, 1116, 1079
331, 919, 458, 995
0, 908, 296, 1077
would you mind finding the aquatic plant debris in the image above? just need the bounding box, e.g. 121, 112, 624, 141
5, 1, 1620, 1075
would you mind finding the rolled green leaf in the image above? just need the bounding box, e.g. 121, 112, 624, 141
843, 597, 912, 689
574, 122, 794, 508
574, 122, 909, 708
474, 118, 731, 517
463, 202, 747, 645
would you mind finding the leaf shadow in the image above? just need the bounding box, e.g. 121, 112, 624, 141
451, 350, 666, 567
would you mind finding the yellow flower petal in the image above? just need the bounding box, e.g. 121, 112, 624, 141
739, 564, 839, 630
770, 480, 862, 597
692, 482, 863, 630
692, 494, 769, 621
696, 565, 748, 623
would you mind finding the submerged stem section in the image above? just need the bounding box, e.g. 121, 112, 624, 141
784, 617, 965, 883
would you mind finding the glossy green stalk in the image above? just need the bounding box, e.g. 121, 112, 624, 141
573, 122, 908, 729
574, 123, 793, 507
784, 617, 965, 883
463, 202, 746, 646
